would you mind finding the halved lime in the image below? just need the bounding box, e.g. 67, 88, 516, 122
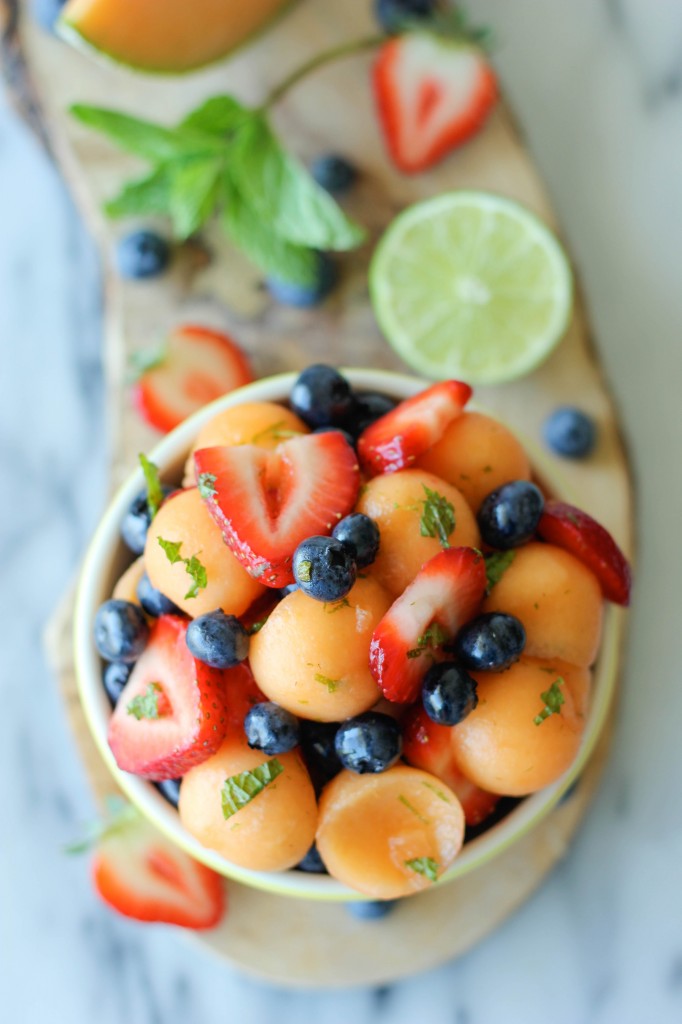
370, 191, 573, 385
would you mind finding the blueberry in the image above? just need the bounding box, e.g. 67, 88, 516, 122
543, 407, 597, 459
136, 573, 181, 617
344, 392, 396, 440
455, 613, 526, 672
290, 365, 355, 428
310, 155, 358, 194
374, 0, 437, 33
116, 230, 171, 280
94, 600, 149, 663
244, 702, 300, 755
300, 721, 342, 790
120, 487, 172, 555
32, 0, 67, 32
477, 481, 544, 550
156, 778, 182, 809
293, 535, 357, 602
422, 662, 478, 725
102, 662, 132, 707
346, 900, 398, 920
334, 712, 402, 774
332, 513, 380, 569
296, 843, 328, 874
186, 610, 249, 669
313, 425, 357, 449
267, 253, 337, 308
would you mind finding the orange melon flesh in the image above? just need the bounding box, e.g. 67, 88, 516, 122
61, 0, 292, 73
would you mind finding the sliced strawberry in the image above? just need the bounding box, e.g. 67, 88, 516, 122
370, 546, 486, 703
133, 324, 253, 434
357, 380, 472, 476
537, 501, 632, 606
93, 806, 225, 929
222, 661, 267, 737
108, 614, 229, 780
403, 706, 499, 827
194, 432, 360, 588
373, 34, 498, 174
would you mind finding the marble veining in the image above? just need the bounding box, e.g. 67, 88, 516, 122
2, 1, 682, 1021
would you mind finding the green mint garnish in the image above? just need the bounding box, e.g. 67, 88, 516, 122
404, 857, 439, 883
406, 622, 449, 659
198, 472, 217, 500
485, 550, 516, 593
324, 598, 351, 614
420, 486, 455, 548
421, 781, 451, 803
138, 453, 164, 520
157, 537, 208, 599
250, 420, 302, 444
130, 343, 167, 378
297, 560, 313, 583
248, 616, 270, 635
221, 758, 284, 819
534, 678, 565, 725
64, 797, 139, 855
157, 537, 183, 563
398, 795, 430, 825
126, 682, 163, 721
314, 673, 340, 693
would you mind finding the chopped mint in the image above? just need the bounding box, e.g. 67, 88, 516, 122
398, 795, 430, 824
221, 758, 284, 819
157, 536, 183, 563
250, 420, 302, 444
314, 673, 340, 693
130, 343, 167, 379
485, 550, 516, 593
534, 678, 565, 725
324, 598, 351, 614
63, 797, 139, 855
421, 781, 451, 803
297, 560, 313, 583
406, 622, 449, 659
420, 486, 455, 548
197, 472, 217, 500
248, 616, 270, 635
157, 537, 208, 599
404, 856, 439, 882
138, 453, 164, 520
126, 683, 163, 721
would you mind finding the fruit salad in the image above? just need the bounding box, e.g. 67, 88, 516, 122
93, 366, 631, 900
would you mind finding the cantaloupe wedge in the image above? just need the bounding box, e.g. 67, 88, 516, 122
59, 0, 293, 73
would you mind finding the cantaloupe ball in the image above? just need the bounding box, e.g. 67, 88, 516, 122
483, 542, 603, 667
355, 469, 480, 597
179, 735, 317, 872
249, 578, 391, 722
450, 658, 590, 796
316, 766, 465, 899
184, 402, 309, 484
112, 556, 145, 605
144, 487, 264, 618
417, 412, 532, 512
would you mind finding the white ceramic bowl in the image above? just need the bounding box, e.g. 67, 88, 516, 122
74, 369, 623, 901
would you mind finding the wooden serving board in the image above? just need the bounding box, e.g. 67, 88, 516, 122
5, 0, 634, 987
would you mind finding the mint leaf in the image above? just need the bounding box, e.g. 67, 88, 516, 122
130, 343, 167, 378
70, 105, 222, 162
179, 95, 249, 136
405, 856, 439, 882
221, 758, 284, 819
314, 673, 340, 693
485, 550, 516, 593
158, 536, 184, 564
169, 156, 222, 240
127, 682, 163, 721
534, 678, 565, 725
406, 622, 449, 659
138, 453, 164, 520
64, 798, 139, 855
105, 166, 174, 219
420, 486, 456, 548
398, 795, 430, 824
197, 472, 217, 500
248, 616, 270, 635
184, 554, 208, 600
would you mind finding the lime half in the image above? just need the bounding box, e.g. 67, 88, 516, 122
370, 191, 573, 385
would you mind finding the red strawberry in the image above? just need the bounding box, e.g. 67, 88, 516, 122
537, 501, 632, 606
358, 380, 472, 476
133, 324, 253, 434
370, 546, 486, 703
403, 706, 498, 826
108, 614, 229, 780
373, 34, 498, 174
221, 661, 267, 737
92, 806, 225, 929
194, 432, 360, 588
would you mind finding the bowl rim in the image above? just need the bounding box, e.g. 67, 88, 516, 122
74, 368, 624, 901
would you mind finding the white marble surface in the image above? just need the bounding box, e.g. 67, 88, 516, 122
2, 0, 682, 1020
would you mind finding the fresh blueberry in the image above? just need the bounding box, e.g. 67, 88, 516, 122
346, 900, 398, 920
267, 252, 337, 308
313, 425, 357, 449
185, 610, 249, 669
244, 702, 301, 755
374, 0, 437, 33
116, 230, 171, 280
344, 392, 396, 440
156, 778, 182, 809
334, 712, 402, 774
543, 407, 597, 458
290, 364, 355, 428
102, 662, 132, 707
136, 573, 181, 617
293, 535, 357, 602
94, 600, 149, 663
455, 612, 526, 672
332, 513, 380, 569
120, 487, 172, 555
32, 0, 68, 32
422, 662, 478, 725
477, 481, 545, 550
310, 154, 358, 194
296, 843, 329, 874
300, 721, 342, 790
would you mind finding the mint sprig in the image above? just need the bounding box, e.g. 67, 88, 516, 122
485, 550, 516, 593
157, 536, 208, 599
405, 856, 440, 882
534, 678, 565, 725
406, 622, 449, 659
420, 486, 456, 548
127, 682, 164, 721
138, 452, 164, 520
221, 758, 284, 819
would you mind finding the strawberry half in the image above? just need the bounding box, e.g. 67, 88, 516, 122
93, 806, 225, 929
537, 500, 632, 606
402, 706, 499, 827
194, 432, 360, 588
108, 614, 229, 780
133, 324, 253, 434
370, 546, 486, 703
357, 380, 472, 476
221, 661, 267, 737
373, 34, 498, 174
